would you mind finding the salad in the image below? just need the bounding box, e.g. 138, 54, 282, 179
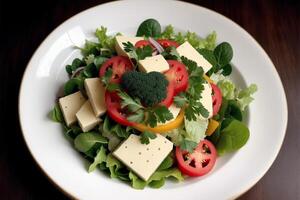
50, 19, 257, 189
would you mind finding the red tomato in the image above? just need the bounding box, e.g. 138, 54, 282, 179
211, 83, 222, 116
99, 56, 133, 83
164, 60, 189, 95
176, 139, 217, 177
105, 92, 135, 127
135, 40, 154, 49
157, 39, 179, 48
135, 39, 179, 50
159, 81, 175, 107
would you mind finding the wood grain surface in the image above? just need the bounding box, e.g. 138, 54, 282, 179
0, 0, 299, 199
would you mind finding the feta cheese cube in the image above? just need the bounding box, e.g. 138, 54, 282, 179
76, 100, 101, 132
115, 35, 144, 57
199, 83, 213, 119
176, 41, 212, 73
138, 55, 170, 73
113, 134, 173, 181
58, 91, 86, 126
84, 78, 106, 117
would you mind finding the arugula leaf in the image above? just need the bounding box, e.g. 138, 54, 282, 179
140, 131, 157, 144
216, 119, 250, 155
136, 18, 161, 38
180, 139, 198, 153
88, 146, 107, 172
74, 132, 108, 153
50, 104, 63, 123
123, 41, 152, 61
64, 78, 84, 95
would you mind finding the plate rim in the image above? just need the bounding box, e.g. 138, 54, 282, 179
18, 0, 288, 199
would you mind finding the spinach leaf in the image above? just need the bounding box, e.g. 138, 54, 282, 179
50, 104, 63, 123
65, 58, 85, 75
221, 64, 232, 76
136, 19, 161, 38
88, 146, 107, 172
214, 42, 233, 67
64, 125, 82, 139
64, 78, 84, 95
216, 119, 250, 155
225, 100, 243, 121
197, 49, 217, 67
74, 132, 108, 153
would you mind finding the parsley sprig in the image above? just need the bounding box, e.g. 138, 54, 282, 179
173, 56, 209, 121
140, 131, 157, 144
123, 41, 152, 61
118, 90, 173, 127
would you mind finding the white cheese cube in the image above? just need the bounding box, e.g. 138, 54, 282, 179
76, 100, 101, 132
58, 91, 86, 126
176, 41, 212, 73
84, 78, 106, 117
115, 35, 144, 57
199, 83, 213, 119
158, 104, 181, 125
138, 55, 170, 73
113, 134, 173, 181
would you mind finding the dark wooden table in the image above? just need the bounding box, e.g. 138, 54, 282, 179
1, 0, 299, 199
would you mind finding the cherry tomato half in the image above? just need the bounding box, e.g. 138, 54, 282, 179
99, 56, 133, 83
164, 60, 189, 95
135, 39, 179, 50
105, 92, 135, 127
211, 83, 222, 116
176, 139, 217, 177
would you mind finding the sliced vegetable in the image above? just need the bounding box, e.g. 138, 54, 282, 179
211, 83, 222, 116
132, 109, 184, 133
99, 56, 133, 83
165, 60, 189, 95
176, 139, 217, 177
206, 119, 219, 136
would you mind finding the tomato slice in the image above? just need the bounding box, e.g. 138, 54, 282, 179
176, 139, 217, 177
157, 39, 179, 48
135, 39, 179, 50
211, 83, 222, 116
99, 56, 133, 83
159, 81, 175, 107
164, 60, 189, 95
105, 92, 135, 127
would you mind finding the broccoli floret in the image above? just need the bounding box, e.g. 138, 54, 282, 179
121, 71, 168, 107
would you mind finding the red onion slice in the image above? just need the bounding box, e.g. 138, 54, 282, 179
149, 37, 164, 54
71, 67, 85, 79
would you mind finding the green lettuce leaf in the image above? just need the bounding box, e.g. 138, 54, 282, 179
88, 146, 107, 172
237, 84, 258, 111
184, 117, 208, 143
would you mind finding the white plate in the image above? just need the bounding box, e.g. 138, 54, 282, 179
19, 0, 288, 199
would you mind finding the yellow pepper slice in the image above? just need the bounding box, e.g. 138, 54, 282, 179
206, 119, 219, 136
203, 74, 214, 84
132, 109, 184, 133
